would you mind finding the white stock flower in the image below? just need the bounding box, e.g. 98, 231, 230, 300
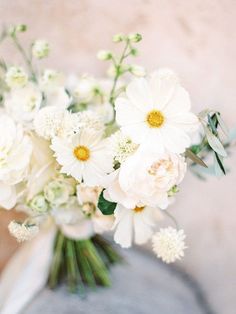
113, 204, 163, 248
115, 69, 199, 154
44, 177, 75, 207
8, 221, 39, 242
51, 129, 113, 186
4, 83, 42, 123
32, 40, 50, 59
109, 130, 138, 164
29, 194, 49, 213
5, 66, 28, 88
152, 227, 187, 263
0, 114, 32, 185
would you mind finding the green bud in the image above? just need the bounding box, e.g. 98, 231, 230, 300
128, 33, 142, 43
97, 50, 113, 61
112, 33, 125, 43
130, 48, 138, 56
16, 24, 27, 32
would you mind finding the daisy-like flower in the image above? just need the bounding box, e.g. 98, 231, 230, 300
113, 204, 163, 248
51, 129, 113, 186
152, 227, 187, 263
8, 221, 39, 242
115, 69, 199, 154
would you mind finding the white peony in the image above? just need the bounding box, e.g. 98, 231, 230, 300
0, 114, 32, 186
115, 69, 199, 154
51, 129, 113, 186
4, 83, 42, 123
113, 204, 163, 248
103, 150, 186, 209
0, 182, 17, 209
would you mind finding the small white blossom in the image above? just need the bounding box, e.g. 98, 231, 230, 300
8, 221, 39, 242
76, 110, 105, 133
32, 40, 50, 59
29, 194, 49, 213
128, 33, 142, 42
5, 66, 28, 88
112, 33, 124, 43
109, 131, 138, 164
152, 227, 187, 263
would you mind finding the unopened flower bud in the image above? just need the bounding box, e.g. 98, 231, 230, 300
97, 50, 112, 61
112, 33, 125, 43
128, 33, 142, 43
129, 65, 146, 77
29, 195, 49, 213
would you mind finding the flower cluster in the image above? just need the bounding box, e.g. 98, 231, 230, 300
0, 29, 229, 265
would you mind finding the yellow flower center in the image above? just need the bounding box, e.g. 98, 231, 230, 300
146, 110, 165, 128
73, 145, 90, 161
133, 206, 145, 213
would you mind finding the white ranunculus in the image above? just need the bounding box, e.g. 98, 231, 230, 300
0, 114, 32, 185
115, 69, 199, 154
29, 194, 49, 213
103, 150, 186, 209
113, 204, 163, 248
4, 83, 42, 123
44, 177, 75, 207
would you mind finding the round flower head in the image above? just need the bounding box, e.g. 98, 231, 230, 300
115, 69, 199, 154
5, 66, 28, 88
29, 194, 49, 213
32, 40, 49, 59
8, 221, 39, 242
152, 227, 187, 263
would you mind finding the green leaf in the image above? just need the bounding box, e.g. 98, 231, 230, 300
207, 114, 218, 135
185, 148, 208, 168
214, 152, 226, 175
97, 190, 117, 215
216, 112, 229, 137
203, 126, 227, 157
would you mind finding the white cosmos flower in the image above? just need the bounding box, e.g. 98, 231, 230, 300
51, 129, 113, 186
0, 114, 32, 185
113, 204, 163, 248
4, 83, 42, 123
115, 69, 199, 154
103, 150, 186, 209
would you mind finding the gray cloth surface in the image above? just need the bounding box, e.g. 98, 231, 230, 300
24, 248, 213, 314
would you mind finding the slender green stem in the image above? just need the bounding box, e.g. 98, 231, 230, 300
66, 239, 80, 293
109, 39, 130, 107
163, 210, 179, 230
48, 232, 64, 288
11, 34, 37, 82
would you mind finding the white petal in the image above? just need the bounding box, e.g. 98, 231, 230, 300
134, 212, 153, 245
126, 78, 154, 111
150, 70, 178, 109
166, 112, 199, 132
120, 122, 149, 144
0, 183, 16, 210
115, 97, 144, 126
113, 205, 133, 248
160, 125, 191, 153
164, 85, 191, 114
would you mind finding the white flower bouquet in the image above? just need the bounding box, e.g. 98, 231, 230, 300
0, 25, 234, 311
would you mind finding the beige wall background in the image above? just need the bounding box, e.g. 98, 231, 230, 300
0, 1, 235, 313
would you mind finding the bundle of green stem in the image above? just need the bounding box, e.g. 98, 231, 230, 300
48, 231, 122, 293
